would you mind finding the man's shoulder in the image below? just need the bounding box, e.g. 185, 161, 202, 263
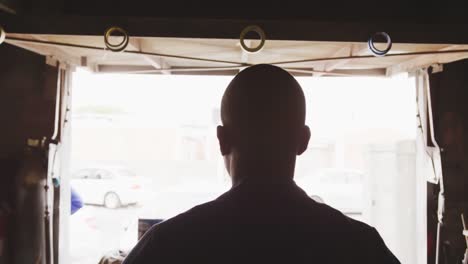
124, 193, 400, 264
156, 190, 375, 237
122, 200, 221, 264
149, 198, 221, 234
317, 202, 378, 234
310, 203, 399, 262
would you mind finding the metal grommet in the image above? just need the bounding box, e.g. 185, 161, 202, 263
0, 26, 6, 45
368, 32, 392, 57
104, 26, 129, 52
240, 25, 266, 53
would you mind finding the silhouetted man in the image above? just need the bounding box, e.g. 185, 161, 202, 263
123, 64, 400, 264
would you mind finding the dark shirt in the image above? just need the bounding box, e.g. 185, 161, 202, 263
123, 179, 400, 264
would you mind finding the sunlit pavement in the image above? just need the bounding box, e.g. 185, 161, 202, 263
70, 205, 138, 264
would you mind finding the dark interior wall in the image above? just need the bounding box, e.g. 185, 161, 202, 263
428, 60, 468, 264
0, 43, 56, 203
0, 0, 18, 13
431, 60, 468, 203
0, 43, 56, 157
18, 0, 468, 23
0, 43, 57, 263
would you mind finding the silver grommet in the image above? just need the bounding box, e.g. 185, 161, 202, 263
240, 25, 266, 53
0, 26, 6, 45
104, 26, 129, 52
368, 32, 392, 57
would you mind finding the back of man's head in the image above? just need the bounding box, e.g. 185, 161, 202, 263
220, 64, 308, 158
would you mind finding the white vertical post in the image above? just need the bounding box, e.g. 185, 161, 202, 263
58, 66, 74, 264
414, 71, 430, 264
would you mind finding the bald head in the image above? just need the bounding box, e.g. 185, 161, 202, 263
220, 64, 307, 153
217, 64, 310, 183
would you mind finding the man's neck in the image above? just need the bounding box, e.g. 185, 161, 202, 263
229, 155, 296, 187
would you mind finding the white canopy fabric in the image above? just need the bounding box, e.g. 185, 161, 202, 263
5, 33, 468, 76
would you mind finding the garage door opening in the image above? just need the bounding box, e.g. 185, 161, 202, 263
68, 68, 417, 263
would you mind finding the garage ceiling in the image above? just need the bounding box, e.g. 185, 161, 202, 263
6, 33, 468, 76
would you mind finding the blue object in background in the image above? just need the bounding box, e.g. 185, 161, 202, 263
52, 178, 60, 188
71, 187, 83, 215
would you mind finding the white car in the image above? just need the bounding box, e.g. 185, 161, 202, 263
296, 168, 364, 214
71, 167, 141, 209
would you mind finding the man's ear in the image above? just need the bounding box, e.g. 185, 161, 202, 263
217, 125, 231, 156
297, 125, 311, 155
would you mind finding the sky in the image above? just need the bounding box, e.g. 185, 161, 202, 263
72, 69, 416, 142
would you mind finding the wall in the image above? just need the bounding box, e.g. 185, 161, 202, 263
11, 0, 468, 23
428, 60, 468, 263
0, 43, 58, 263
0, 44, 56, 156
0, 0, 17, 12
